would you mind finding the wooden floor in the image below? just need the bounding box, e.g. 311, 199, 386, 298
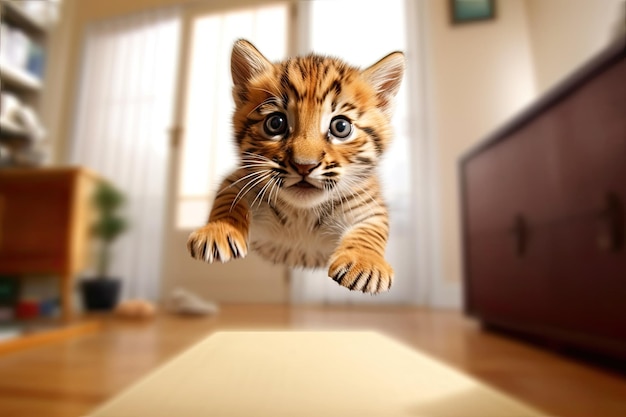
0, 305, 624, 417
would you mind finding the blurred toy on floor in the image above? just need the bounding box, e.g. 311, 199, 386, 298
115, 299, 156, 319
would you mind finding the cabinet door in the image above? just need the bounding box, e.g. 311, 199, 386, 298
0, 176, 72, 272
546, 217, 626, 345
463, 115, 562, 324
545, 57, 626, 344
554, 59, 625, 211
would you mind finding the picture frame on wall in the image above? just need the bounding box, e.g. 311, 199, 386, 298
450, 0, 496, 24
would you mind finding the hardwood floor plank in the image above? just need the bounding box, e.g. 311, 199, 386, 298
0, 305, 624, 417
0, 321, 101, 356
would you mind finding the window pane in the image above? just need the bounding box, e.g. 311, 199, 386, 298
177, 198, 211, 229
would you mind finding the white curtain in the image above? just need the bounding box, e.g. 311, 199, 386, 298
70, 8, 181, 300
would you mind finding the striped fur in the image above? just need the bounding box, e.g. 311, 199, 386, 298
187, 40, 404, 294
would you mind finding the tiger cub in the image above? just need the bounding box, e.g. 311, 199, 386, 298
187, 39, 405, 294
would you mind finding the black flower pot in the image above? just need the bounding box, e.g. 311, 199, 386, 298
80, 278, 121, 311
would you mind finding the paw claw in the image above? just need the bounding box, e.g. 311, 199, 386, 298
328, 251, 393, 294
187, 222, 248, 264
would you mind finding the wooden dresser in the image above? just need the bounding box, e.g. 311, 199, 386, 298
0, 167, 100, 320
460, 40, 625, 360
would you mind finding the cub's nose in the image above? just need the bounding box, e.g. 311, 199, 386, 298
291, 162, 319, 176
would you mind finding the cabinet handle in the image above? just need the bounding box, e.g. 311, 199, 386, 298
596, 192, 624, 252
509, 214, 529, 257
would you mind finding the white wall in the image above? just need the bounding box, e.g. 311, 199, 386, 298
526, 0, 624, 93
426, 0, 537, 285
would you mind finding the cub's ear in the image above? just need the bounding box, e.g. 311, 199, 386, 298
231, 39, 272, 86
361, 51, 405, 114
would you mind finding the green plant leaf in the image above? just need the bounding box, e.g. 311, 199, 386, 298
92, 182, 129, 244
92, 216, 128, 242
93, 182, 126, 212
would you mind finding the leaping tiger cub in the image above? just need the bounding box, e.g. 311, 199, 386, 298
187, 39, 405, 294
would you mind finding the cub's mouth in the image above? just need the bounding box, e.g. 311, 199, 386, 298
292, 180, 319, 190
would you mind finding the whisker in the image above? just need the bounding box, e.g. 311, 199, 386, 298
242, 153, 279, 167
217, 169, 273, 196
336, 185, 352, 219
272, 178, 284, 207
252, 173, 278, 208
339, 176, 379, 219
243, 151, 268, 156
243, 151, 273, 161
354, 182, 381, 211
229, 170, 271, 211
267, 176, 280, 205
230, 171, 274, 211
239, 163, 274, 170
325, 182, 335, 214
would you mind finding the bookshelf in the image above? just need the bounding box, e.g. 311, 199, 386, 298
0, 0, 59, 166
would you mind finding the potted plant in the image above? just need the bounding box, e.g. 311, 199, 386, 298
80, 182, 128, 311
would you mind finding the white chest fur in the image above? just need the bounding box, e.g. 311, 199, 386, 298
249, 202, 344, 268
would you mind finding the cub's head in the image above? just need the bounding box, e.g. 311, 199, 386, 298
230, 39, 404, 209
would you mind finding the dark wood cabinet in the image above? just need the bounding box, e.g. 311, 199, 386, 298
460, 39, 626, 360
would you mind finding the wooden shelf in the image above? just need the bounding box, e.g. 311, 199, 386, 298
0, 0, 53, 167
0, 168, 102, 320
0, 57, 42, 91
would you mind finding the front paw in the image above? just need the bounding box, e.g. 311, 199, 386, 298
328, 250, 393, 294
187, 221, 248, 263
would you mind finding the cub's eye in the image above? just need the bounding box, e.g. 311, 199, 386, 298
329, 116, 352, 140
263, 112, 288, 137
